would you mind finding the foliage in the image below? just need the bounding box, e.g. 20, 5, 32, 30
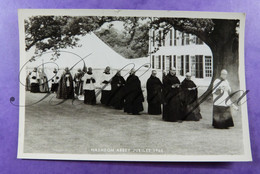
25, 16, 147, 56
25, 15, 239, 61
95, 24, 149, 58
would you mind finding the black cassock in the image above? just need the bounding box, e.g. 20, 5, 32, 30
56, 72, 74, 99
124, 74, 144, 115
162, 74, 183, 122
180, 78, 202, 121
50, 76, 59, 93
30, 71, 39, 93
100, 72, 113, 106
146, 75, 163, 115
109, 75, 126, 109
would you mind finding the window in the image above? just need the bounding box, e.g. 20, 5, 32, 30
165, 56, 169, 71
195, 36, 203, 45
170, 29, 172, 46
191, 56, 196, 76
177, 56, 181, 74
166, 55, 172, 71
173, 55, 176, 68
155, 56, 158, 69
185, 55, 189, 73
181, 55, 184, 75
185, 34, 190, 45
195, 55, 203, 78
177, 56, 184, 76
152, 55, 155, 69
152, 30, 155, 46
157, 55, 161, 69
169, 55, 172, 70
155, 56, 160, 69
158, 30, 162, 46
162, 55, 165, 70
162, 31, 165, 46
174, 30, 177, 46
205, 56, 212, 77
181, 33, 185, 46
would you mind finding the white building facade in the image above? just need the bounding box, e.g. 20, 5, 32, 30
149, 28, 213, 80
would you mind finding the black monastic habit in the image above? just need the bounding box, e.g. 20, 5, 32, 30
56, 72, 74, 99
146, 75, 163, 115
162, 73, 183, 122
180, 78, 202, 121
50, 76, 59, 93
109, 75, 126, 109
124, 74, 144, 115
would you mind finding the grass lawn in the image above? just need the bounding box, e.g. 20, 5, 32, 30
23, 90, 244, 155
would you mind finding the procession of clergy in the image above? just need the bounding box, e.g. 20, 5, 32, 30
26, 66, 234, 129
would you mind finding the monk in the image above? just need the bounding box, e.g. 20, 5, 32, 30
38, 68, 49, 93
146, 70, 163, 115
50, 68, 59, 93
109, 70, 126, 109
162, 68, 183, 122
180, 72, 202, 121
124, 68, 144, 115
29, 67, 40, 93
74, 68, 84, 97
82, 67, 96, 105
56, 67, 74, 99
100, 66, 113, 106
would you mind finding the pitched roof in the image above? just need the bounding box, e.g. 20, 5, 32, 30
25, 32, 133, 70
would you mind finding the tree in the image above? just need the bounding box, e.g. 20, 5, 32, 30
95, 24, 149, 58
25, 16, 240, 95
150, 18, 240, 98
25, 16, 120, 53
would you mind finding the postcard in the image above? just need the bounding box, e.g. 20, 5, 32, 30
17, 9, 251, 161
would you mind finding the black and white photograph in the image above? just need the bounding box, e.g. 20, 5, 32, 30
17, 9, 251, 161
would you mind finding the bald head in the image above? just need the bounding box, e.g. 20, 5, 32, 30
169, 69, 176, 76
88, 67, 93, 73
65, 67, 69, 73
105, 66, 110, 73
186, 72, 191, 80
220, 69, 228, 80
116, 70, 121, 76
130, 68, 135, 75
151, 70, 157, 77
